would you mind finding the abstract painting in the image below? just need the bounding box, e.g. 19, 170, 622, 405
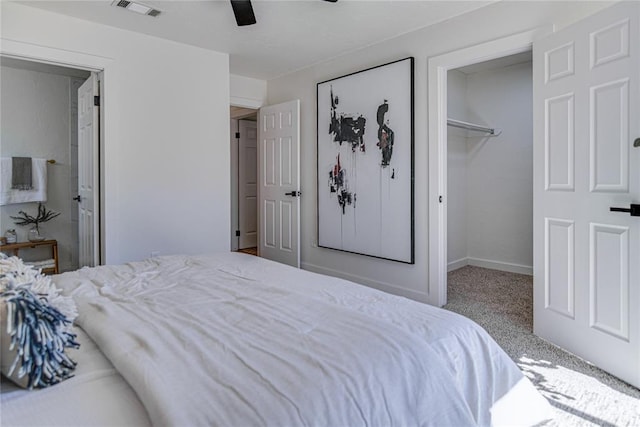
317, 57, 414, 263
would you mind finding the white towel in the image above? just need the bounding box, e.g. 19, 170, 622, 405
24, 259, 56, 269
0, 157, 48, 205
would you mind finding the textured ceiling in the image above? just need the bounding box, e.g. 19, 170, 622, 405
20, 0, 493, 80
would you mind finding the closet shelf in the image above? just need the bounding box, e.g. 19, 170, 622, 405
447, 118, 502, 136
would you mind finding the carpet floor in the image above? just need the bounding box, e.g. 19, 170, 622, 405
444, 266, 640, 427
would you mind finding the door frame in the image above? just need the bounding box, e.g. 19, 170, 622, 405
0, 39, 108, 265
427, 28, 551, 307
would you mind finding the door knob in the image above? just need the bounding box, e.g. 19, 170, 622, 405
634, 137, 640, 148
284, 191, 301, 197
73, 195, 82, 202
610, 204, 640, 216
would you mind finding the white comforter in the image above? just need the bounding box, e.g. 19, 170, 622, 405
1, 328, 151, 427
49, 253, 549, 426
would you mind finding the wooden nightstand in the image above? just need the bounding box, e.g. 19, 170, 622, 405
0, 240, 59, 275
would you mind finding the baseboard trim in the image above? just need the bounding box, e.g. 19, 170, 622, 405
301, 262, 429, 303
467, 257, 533, 276
448, 257, 469, 272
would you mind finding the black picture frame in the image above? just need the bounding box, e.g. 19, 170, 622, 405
316, 57, 414, 264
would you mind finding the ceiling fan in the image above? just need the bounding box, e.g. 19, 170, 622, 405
230, 0, 337, 27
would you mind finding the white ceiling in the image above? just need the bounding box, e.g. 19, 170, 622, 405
20, 0, 493, 80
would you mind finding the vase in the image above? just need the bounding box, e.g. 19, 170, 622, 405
4, 229, 17, 244
28, 226, 45, 242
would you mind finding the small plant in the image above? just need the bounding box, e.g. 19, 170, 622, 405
11, 203, 61, 233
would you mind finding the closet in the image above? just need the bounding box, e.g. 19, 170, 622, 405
447, 52, 533, 275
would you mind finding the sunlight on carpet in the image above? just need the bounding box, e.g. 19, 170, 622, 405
444, 266, 640, 427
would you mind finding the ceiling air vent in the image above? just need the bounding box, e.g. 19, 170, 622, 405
112, 0, 161, 17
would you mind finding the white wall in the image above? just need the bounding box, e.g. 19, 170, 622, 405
466, 62, 533, 272
0, 65, 84, 272
266, 1, 610, 302
1, 2, 231, 264
230, 74, 267, 108
446, 63, 533, 274
446, 70, 468, 268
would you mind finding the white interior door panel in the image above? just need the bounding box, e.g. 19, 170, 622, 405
533, 1, 639, 387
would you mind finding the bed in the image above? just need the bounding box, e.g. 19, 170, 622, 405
1, 252, 551, 426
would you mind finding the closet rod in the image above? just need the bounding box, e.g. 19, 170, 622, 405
447, 118, 500, 136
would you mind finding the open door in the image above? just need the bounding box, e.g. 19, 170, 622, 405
533, 2, 639, 387
238, 119, 258, 249
77, 73, 100, 267
258, 100, 300, 267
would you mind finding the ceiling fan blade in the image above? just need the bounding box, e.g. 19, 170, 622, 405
322, 0, 338, 2
230, 0, 256, 26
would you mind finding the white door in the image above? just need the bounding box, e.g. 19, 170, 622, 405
239, 119, 258, 249
258, 100, 300, 267
77, 73, 100, 267
533, 2, 639, 387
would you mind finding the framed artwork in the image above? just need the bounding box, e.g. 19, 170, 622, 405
316, 57, 414, 264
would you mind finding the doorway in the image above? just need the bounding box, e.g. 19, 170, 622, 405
430, 2, 640, 389
446, 53, 533, 278
444, 51, 534, 354
230, 106, 258, 255
0, 56, 102, 271
427, 29, 548, 307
